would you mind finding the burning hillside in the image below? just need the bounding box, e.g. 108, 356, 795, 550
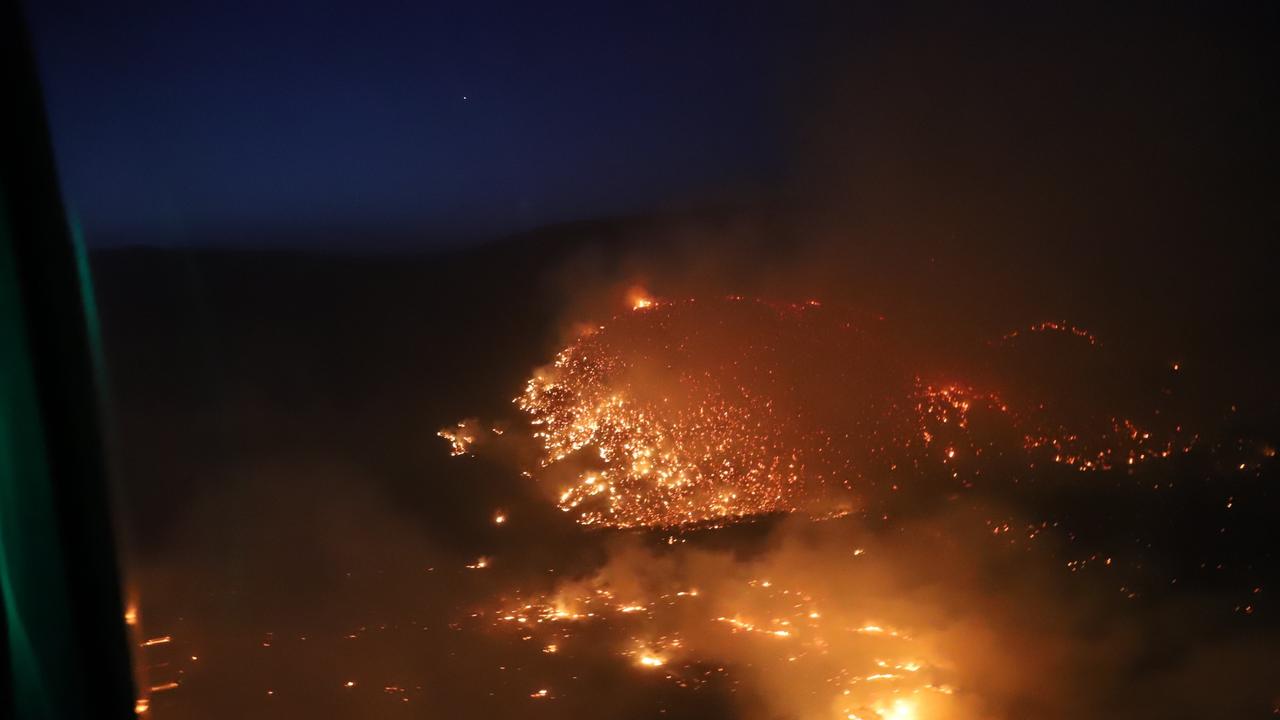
496, 295, 1190, 530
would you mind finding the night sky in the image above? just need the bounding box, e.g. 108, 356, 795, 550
26, 1, 806, 244
22, 1, 1280, 253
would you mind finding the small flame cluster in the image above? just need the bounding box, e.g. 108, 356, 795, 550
998, 320, 1101, 347
127, 605, 194, 715
437, 421, 477, 457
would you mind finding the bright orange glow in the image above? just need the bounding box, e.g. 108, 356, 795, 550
627, 286, 656, 310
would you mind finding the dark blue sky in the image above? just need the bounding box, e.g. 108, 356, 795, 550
26, 1, 812, 246
26, 2, 1278, 253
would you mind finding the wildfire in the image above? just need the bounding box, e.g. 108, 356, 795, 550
437, 421, 477, 456
510, 296, 1190, 529
490, 570, 955, 719
515, 297, 876, 527
438, 293, 1222, 719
